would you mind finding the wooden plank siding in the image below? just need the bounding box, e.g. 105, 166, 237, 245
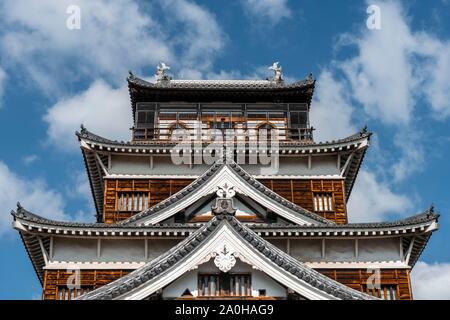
317, 269, 412, 300
42, 268, 412, 300
42, 270, 130, 300
103, 179, 194, 223
258, 179, 348, 224
102, 178, 347, 224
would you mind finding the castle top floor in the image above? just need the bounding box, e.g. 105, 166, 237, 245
128, 63, 316, 143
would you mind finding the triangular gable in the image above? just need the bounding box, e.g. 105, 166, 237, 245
78, 213, 372, 300
121, 160, 332, 226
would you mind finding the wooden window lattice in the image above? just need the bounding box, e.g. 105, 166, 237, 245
313, 192, 334, 212
198, 274, 252, 297
117, 192, 149, 212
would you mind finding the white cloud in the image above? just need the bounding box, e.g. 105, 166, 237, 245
43, 80, 131, 151
0, 161, 67, 235
310, 0, 450, 182
347, 170, 412, 222
0, 0, 173, 92
0, 0, 226, 151
340, 0, 450, 124
241, 0, 292, 25
310, 70, 357, 142
22, 155, 39, 166
412, 262, 450, 299
73, 172, 92, 202
391, 130, 425, 182
0, 0, 225, 94
414, 33, 450, 119
340, 0, 416, 125
160, 0, 224, 74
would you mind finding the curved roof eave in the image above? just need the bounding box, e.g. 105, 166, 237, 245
76, 126, 371, 151
12, 205, 439, 283
12, 203, 439, 235
77, 214, 374, 300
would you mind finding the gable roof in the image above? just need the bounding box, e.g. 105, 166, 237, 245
119, 158, 332, 226
77, 126, 371, 221
77, 213, 374, 300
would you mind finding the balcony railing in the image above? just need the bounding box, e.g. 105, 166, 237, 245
131, 126, 314, 143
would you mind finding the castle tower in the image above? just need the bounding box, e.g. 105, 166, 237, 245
12, 63, 438, 300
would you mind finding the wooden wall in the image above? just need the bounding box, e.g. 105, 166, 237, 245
103, 179, 193, 223
317, 269, 412, 300
258, 179, 348, 224
42, 268, 412, 300
102, 178, 347, 224
42, 270, 130, 300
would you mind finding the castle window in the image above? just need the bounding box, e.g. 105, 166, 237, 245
257, 123, 277, 141
288, 104, 308, 128
198, 273, 251, 297
363, 285, 398, 300
117, 192, 149, 212
168, 122, 189, 141
313, 192, 333, 212
57, 286, 92, 300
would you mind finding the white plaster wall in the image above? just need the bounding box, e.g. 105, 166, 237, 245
51, 238, 181, 263
162, 260, 286, 298
289, 239, 322, 261
109, 154, 340, 177
110, 155, 152, 175
52, 238, 97, 262
50, 237, 401, 265
100, 239, 145, 262
110, 155, 207, 175
358, 238, 401, 261
308, 156, 339, 175
325, 239, 355, 261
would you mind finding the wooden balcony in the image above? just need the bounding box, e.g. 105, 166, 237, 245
131, 126, 314, 143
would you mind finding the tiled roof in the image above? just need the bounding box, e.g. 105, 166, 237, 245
251, 208, 439, 230
76, 125, 371, 148
12, 203, 438, 232
127, 74, 315, 90
77, 214, 374, 300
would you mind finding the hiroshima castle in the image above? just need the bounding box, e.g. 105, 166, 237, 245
12, 62, 438, 300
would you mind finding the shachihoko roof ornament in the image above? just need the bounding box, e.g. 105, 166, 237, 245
155, 62, 171, 83
269, 61, 283, 83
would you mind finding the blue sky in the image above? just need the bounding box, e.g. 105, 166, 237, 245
0, 0, 449, 299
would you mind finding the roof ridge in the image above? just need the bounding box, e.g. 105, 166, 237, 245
127, 74, 315, 90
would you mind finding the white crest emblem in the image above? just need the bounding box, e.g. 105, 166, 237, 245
213, 244, 237, 272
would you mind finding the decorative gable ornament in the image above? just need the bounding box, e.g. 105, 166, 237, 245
215, 183, 236, 198
212, 183, 237, 216
213, 244, 238, 273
